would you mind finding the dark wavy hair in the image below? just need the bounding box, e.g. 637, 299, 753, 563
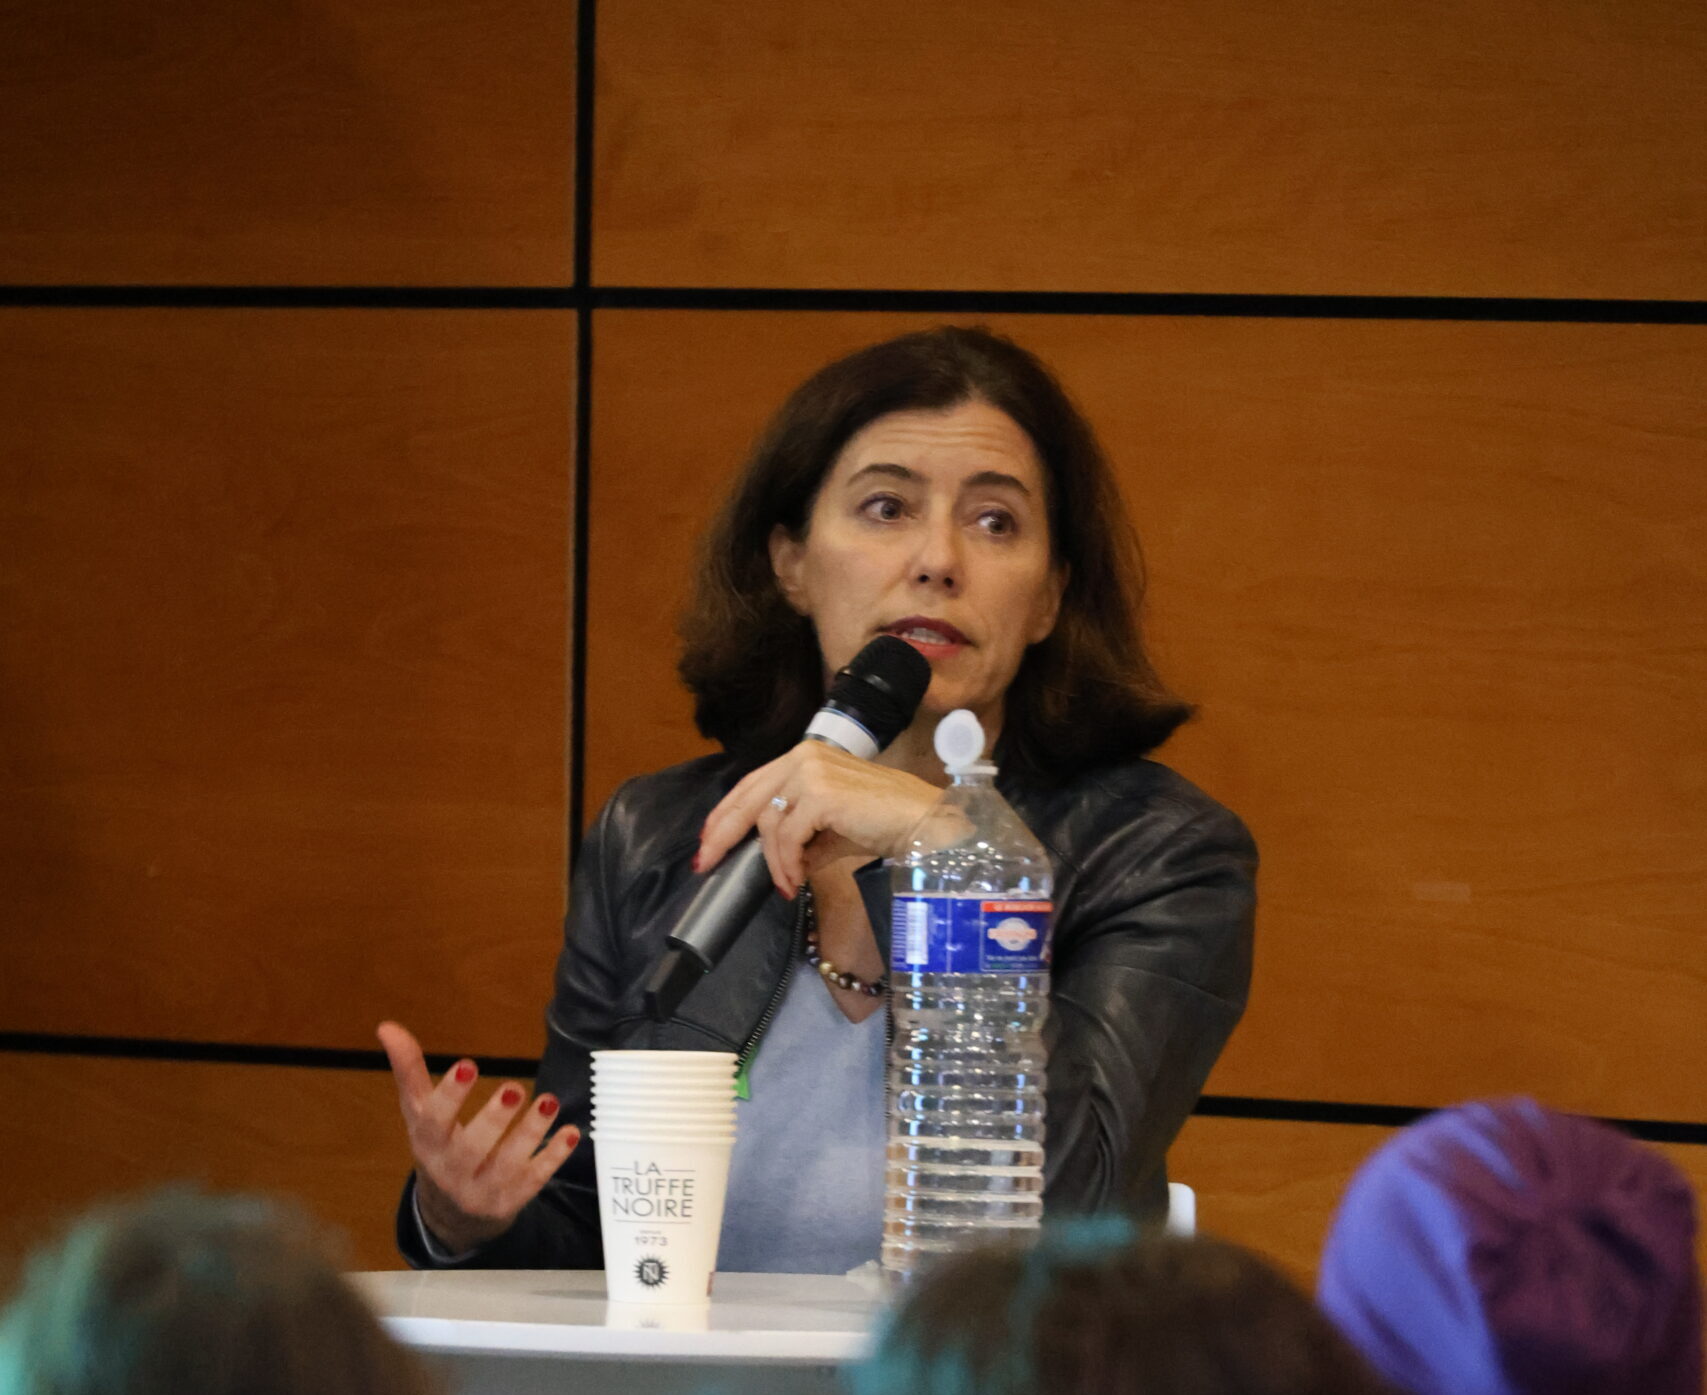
678, 325, 1190, 784
849, 1221, 1396, 1395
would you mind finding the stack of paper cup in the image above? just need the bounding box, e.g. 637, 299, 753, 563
591, 1050, 738, 1304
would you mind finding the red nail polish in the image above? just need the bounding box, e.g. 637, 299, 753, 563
454, 1061, 476, 1085
500, 1085, 523, 1108
538, 1095, 560, 1118
691, 851, 703, 874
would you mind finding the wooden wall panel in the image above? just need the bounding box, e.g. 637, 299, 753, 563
586, 309, 1707, 1123
1171, 1115, 1707, 1287
0, 1052, 507, 1280
1171, 1115, 1393, 1282
0, 308, 573, 1057
595, 0, 1707, 299
0, 1, 575, 285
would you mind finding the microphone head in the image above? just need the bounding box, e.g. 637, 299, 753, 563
825, 636, 933, 752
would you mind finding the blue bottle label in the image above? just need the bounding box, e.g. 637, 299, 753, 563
890, 895, 1053, 974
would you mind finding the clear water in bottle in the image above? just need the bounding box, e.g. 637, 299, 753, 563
882, 709, 1053, 1280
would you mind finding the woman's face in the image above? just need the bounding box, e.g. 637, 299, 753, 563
770, 399, 1067, 735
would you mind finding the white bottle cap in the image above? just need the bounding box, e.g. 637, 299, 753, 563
934, 709, 996, 775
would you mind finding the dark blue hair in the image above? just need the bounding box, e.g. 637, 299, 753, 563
845, 1222, 1390, 1395
847, 1216, 1137, 1395
0, 1187, 433, 1395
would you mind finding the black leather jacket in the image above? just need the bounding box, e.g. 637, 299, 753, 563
397, 751, 1256, 1269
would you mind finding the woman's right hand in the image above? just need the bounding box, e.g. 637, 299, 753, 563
377, 1020, 581, 1256
696, 738, 942, 900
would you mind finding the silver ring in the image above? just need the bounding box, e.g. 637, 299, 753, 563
769, 795, 790, 815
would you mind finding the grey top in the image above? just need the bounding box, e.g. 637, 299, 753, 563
716, 964, 887, 1274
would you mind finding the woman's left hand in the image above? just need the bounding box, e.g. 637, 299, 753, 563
695, 742, 941, 899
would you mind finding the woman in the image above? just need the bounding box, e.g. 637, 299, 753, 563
850, 1220, 1395, 1395
380, 326, 1257, 1271
0, 1188, 437, 1395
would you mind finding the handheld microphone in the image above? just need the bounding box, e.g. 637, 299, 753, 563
643, 635, 932, 1022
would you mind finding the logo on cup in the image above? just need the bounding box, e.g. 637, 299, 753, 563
634, 1256, 669, 1288
610, 1161, 698, 1219
988, 916, 1037, 952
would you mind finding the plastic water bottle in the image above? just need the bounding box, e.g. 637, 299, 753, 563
882, 709, 1054, 1280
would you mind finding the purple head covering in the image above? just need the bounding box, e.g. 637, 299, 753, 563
1317, 1097, 1701, 1395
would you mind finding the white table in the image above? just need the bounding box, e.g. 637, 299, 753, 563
353, 1270, 885, 1395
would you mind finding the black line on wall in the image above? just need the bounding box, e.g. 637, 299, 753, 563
0, 1033, 540, 1082
5, 1033, 1705, 1145
566, 0, 597, 858
591, 286, 1707, 325
1195, 1096, 1707, 1147
3, 284, 1706, 326
568, 309, 593, 858
1194, 1095, 1428, 1129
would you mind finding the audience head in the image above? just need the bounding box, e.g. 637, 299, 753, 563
1317, 1096, 1702, 1395
850, 1216, 1393, 1395
0, 1187, 436, 1395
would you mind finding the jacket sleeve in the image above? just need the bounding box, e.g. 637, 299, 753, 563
394, 788, 630, 1270
1042, 802, 1257, 1219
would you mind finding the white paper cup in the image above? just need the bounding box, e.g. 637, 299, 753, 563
592, 1050, 737, 1071
590, 1085, 730, 1106
592, 1080, 736, 1096
592, 1093, 735, 1107
604, 1300, 711, 1331
594, 1072, 736, 1087
594, 1122, 738, 1142
593, 1106, 734, 1124
593, 1053, 738, 1131
593, 1110, 736, 1130
595, 1133, 736, 1304
594, 1120, 737, 1135
593, 1092, 734, 1107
